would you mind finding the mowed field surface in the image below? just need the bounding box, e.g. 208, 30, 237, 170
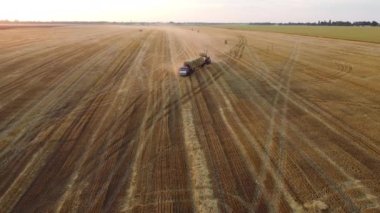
215, 25, 380, 43
0, 25, 380, 212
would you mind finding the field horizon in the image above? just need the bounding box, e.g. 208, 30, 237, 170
2, 21, 380, 43
213, 24, 380, 44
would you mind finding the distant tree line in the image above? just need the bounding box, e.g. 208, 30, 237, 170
1, 20, 378, 27
249, 20, 379, 26
0, 20, 165, 26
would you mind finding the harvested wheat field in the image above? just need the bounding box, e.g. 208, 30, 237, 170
0, 25, 379, 212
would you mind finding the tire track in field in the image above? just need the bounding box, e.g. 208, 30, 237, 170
252, 44, 299, 211
179, 33, 274, 211
122, 32, 165, 211
0, 33, 126, 141
0, 89, 106, 212
181, 79, 219, 212
118, 35, 219, 206
13, 33, 143, 128
218, 56, 358, 209
181, 32, 275, 211
0, 36, 124, 162
175, 33, 219, 212
75, 31, 156, 212
138, 33, 192, 211
243, 40, 380, 176
0, 32, 123, 95
198, 36, 304, 211
244, 45, 380, 157
271, 101, 380, 211
121, 31, 176, 212
236, 35, 379, 149
10, 87, 110, 212
218, 58, 363, 211
212, 60, 304, 212
0, 38, 121, 184
54, 32, 149, 212
215, 43, 371, 211
148, 28, 378, 211
285, 124, 380, 211
200, 64, 274, 212
214, 39, 380, 170
123, 30, 218, 212
192, 67, 264, 212
42, 31, 150, 211
0, 30, 150, 212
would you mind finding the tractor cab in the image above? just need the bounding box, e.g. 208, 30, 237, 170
179, 66, 191, 76
179, 52, 211, 77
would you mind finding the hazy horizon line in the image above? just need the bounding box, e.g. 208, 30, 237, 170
1, 20, 379, 24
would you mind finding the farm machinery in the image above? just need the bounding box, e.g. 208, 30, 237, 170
179, 53, 211, 76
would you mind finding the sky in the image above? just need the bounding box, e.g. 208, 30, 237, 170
0, 0, 379, 22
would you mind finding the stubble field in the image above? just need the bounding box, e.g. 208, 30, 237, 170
0, 25, 379, 212
215, 25, 380, 43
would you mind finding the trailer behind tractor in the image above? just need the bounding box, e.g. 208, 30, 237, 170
179, 53, 211, 76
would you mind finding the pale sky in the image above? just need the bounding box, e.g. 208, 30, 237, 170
0, 0, 379, 22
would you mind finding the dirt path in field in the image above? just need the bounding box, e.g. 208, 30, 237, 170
0, 25, 379, 212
